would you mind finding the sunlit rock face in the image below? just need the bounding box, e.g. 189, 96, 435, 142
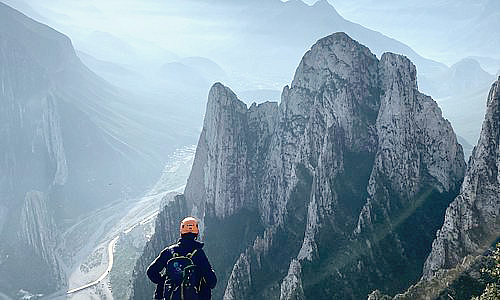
423, 77, 500, 279
132, 32, 466, 299
366, 78, 500, 300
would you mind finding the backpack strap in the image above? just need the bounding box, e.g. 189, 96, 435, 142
186, 249, 198, 259
168, 243, 199, 259
169, 243, 180, 258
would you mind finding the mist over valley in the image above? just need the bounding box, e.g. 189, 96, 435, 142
0, 0, 499, 299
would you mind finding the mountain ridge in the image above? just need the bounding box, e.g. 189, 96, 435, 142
7, 0, 490, 148
132, 32, 466, 299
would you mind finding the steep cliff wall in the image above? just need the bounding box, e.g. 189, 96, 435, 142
0, 3, 173, 296
0, 16, 68, 293
132, 32, 466, 299
368, 77, 500, 300
16, 192, 63, 293
423, 77, 500, 278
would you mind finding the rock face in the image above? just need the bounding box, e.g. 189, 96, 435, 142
132, 32, 465, 299
423, 77, 500, 279
0, 4, 70, 292
17, 192, 63, 292
366, 77, 500, 300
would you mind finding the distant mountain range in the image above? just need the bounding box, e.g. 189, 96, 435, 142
329, 0, 500, 71
4, 0, 494, 149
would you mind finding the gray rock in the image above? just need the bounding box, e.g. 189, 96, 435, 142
423, 77, 500, 279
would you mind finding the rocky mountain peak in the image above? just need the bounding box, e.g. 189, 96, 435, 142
187, 82, 249, 218
380, 52, 418, 92
309, 0, 342, 18
283, 32, 380, 157
186, 82, 278, 220
291, 32, 378, 92
133, 32, 466, 300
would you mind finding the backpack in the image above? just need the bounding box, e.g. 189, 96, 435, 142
163, 248, 202, 300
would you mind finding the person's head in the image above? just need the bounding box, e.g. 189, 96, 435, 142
179, 216, 199, 239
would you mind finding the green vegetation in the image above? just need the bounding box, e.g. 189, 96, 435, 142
387, 242, 500, 299
79, 247, 105, 274
300, 161, 460, 299
251, 163, 313, 298
473, 243, 500, 300
331, 150, 374, 228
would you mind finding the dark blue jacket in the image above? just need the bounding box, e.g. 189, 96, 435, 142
147, 235, 217, 299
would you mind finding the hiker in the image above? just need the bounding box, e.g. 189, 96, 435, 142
147, 217, 217, 300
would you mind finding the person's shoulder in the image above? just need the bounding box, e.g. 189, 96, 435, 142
192, 242, 209, 259
169, 241, 181, 249
193, 240, 205, 249
160, 242, 180, 256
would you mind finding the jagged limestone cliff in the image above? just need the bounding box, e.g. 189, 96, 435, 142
132, 32, 466, 299
368, 77, 500, 300
423, 77, 500, 279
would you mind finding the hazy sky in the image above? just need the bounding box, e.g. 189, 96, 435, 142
7, 0, 499, 69
283, 0, 500, 70
3, 0, 496, 159
5, 0, 498, 92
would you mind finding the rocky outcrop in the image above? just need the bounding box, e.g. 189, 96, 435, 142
423, 77, 500, 279
132, 32, 466, 299
185, 84, 257, 219
368, 254, 496, 300
367, 78, 500, 299
274, 34, 464, 300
